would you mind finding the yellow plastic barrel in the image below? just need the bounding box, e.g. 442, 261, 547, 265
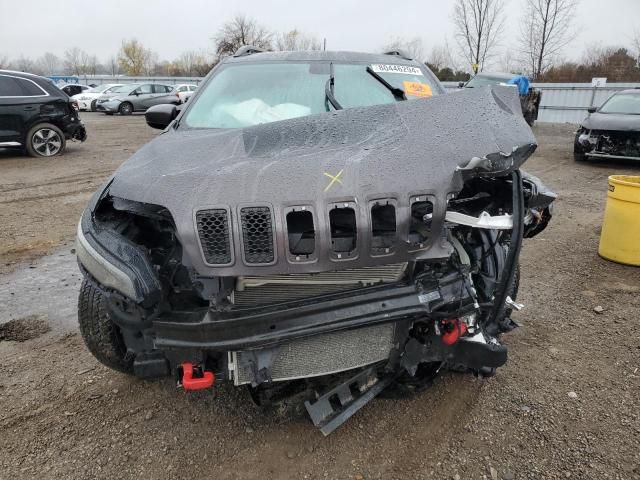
599, 175, 640, 266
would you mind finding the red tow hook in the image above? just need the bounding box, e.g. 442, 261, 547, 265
180, 362, 215, 391
441, 319, 468, 346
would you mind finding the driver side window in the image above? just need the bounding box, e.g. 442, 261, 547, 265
132, 84, 153, 95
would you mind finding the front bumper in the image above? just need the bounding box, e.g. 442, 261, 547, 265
586, 152, 640, 161
96, 100, 121, 112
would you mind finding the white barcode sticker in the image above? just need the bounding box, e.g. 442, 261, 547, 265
371, 64, 423, 75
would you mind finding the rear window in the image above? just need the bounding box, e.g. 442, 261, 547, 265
0, 75, 46, 96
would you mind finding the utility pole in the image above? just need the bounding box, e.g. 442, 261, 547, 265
323, 38, 326, 51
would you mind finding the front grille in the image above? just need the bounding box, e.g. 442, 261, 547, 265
196, 209, 231, 264
240, 206, 274, 264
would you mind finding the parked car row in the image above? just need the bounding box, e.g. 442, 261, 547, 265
72, 82, 197, 114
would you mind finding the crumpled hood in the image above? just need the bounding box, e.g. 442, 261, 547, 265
582, 112, 640, 131
108, 86, 537, 276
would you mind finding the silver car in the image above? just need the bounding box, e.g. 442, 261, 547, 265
96, 83, 179, 115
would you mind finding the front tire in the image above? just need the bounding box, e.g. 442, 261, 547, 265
118, 102, 133, 116
78, 280, 133, 374
90, 99, 97, 112
25, 123, 66, 157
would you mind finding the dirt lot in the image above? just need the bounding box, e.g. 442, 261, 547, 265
0, 114, 639, 480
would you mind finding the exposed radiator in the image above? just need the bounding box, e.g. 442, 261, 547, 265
231, 323, 396, 385
232, 263, 407, 307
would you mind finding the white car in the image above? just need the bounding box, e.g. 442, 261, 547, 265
72, 84, 125, 111
173, 84, 197, 104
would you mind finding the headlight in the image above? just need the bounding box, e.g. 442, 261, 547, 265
76, 222, 137, 300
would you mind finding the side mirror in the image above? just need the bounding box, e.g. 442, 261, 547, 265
146, 104, 178, 130
587, 106, 597, 114
458, 81, 465, 88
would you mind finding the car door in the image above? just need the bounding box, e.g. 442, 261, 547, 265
0, 74, 46, 145
145, 84, 174, 108
129, 84, 154, 110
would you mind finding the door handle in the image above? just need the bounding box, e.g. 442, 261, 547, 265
23, 106, 36, 111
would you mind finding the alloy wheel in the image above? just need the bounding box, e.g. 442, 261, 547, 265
32, 128, 62, 156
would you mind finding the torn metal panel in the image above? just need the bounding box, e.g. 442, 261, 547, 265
108, 85, 536, 276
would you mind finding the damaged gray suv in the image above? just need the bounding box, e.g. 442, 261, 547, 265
76, 48, 555, 435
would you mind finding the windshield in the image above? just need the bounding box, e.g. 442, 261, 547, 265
87, 84, 116, 93
111, 85, 134, 94
466, 75, 513, 87
184, 62, 438, 129
599, 93, 640, 115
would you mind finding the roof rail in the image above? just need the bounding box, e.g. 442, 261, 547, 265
383, 50, 413, 61
234, 45, 268, 57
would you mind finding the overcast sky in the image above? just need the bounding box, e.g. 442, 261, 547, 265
1, 0, 638, 66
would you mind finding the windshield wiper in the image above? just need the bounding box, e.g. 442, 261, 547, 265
366, 66, 407, 101
325, 63, 343, 111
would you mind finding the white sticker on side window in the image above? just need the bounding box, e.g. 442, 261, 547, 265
371, 64, 423, 75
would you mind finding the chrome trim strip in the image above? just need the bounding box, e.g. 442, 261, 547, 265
0, 141, 21, 147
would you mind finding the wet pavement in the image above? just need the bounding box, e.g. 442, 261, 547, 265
0, 244, 81, 333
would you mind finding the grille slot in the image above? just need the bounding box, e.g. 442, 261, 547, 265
371, 201, 397, 255
329, 205, 357, 257
240, 206, 275, 264
196, 209, 232, 264
409, 198, 433, 249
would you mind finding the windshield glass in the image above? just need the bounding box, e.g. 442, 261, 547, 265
466, 75, 513, 87
87, 84, 115, 93
599, 93, 640, 114
184, 62, 438, 129
111, 85, 134, 94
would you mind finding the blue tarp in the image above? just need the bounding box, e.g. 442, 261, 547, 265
47, 75, 80, 86
507, 75, 530, 96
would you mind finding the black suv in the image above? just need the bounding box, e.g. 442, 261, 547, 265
0, 70, 87, 157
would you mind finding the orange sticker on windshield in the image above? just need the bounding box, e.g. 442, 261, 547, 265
403, 81, 432, 98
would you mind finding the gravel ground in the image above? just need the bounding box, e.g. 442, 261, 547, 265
0, 115, 639, 480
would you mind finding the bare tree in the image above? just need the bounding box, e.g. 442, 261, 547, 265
452, 0, 506, 73
14, 55, 38, 73
64, 47, 87, 75
37, 52, 61, 75
498, 49, 523, 73
144, 50, 159, 76
107, 55, 119, 76
427, 41, 459, 71
176, 50, 198, 76
381, 36, 425, 62
632, 30, 640, 66
274, 29, 321, 51
520, 0, 578, 79
0, 54, 9, 69
118, 39, 150, 76
214, 14, 273, 57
